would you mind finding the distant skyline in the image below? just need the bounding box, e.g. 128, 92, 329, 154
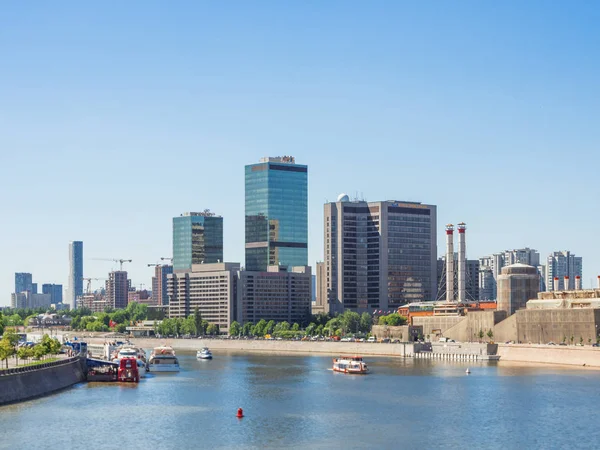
1, 2, 600, 304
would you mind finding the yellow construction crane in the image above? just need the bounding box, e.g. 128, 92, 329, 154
92, 258, 133, 271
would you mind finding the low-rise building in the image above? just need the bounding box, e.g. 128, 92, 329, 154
167, 263, 240, 333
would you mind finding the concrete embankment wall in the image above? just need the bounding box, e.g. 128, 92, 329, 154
498, 344, 600, 367
90, 338, 417, 357
0, 357, 86, 406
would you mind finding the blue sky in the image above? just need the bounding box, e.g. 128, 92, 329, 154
1, 1, 599, 304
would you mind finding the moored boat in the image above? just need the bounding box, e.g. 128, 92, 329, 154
118, 357, 140, 382
197, 347, 213, 359
332, 356, 369, 375
112, 347, 147, 377
149, 346, 180, 372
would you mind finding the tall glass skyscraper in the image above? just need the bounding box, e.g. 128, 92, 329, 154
245, 156, 308, 272
173, 212, 223, 271
68, 241, 83, 309
14, 272, 33, 293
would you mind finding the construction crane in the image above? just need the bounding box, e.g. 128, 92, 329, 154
82, 277, 106, 294
92, 258, 133, 271
160, 257, 173, 262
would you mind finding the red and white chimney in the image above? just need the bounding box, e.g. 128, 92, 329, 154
597, 276, 600, 289
553, 277, 560, 292
457, 222, 466, 303
575, 275, 582, 290
564, 276, 570, 291
445, 224, 454, 302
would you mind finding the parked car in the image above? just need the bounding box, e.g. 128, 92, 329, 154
547, 342, 556, 345
592, 343, 600, 347
367, 336, 376, 343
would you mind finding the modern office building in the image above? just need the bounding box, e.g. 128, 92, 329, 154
151, 264, 173, 306
436, 256, 479, 301
32, 283, 38, 294
237, 265, 312, 325
497, 263, 540, 315
173, 212, 223, 271
245, 156, 308, 272
105, 271, 129, 309
14, 272, 33, 294
42, 284, 63, 305
324, 196, 437, 314
167, 263, 240, 333
546, 251, 583, 291
68, 241, 84, 309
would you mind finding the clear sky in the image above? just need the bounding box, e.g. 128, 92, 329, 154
1, 1, 599, 304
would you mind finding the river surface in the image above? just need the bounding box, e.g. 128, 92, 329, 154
1, 351, 599, 449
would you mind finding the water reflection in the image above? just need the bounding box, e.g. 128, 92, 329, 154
1, 354, 600, 450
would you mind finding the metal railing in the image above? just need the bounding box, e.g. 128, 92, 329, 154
0, 354, 81, 376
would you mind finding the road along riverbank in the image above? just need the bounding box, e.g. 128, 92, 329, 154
497, 344, 600, 368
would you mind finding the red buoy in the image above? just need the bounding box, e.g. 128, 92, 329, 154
237, 408, 244, 418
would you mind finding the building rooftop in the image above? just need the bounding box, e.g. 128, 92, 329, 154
260, 156, 296, 164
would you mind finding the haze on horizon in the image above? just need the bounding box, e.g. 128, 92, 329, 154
1, 1, 599, 305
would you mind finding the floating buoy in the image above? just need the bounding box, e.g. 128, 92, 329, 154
466, 368, 471, 374
237, 408, 244, 418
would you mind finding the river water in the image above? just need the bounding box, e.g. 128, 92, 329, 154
1, 352, 599, 449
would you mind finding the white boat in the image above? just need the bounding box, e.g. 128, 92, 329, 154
112, 347, 147, 377
197, 347, 212, 359
332, 356, 369, 375
148, 346, 180, 372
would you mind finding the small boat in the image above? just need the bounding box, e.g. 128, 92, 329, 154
197, 347, 213, 360
332, 356, 369, 375
149, 346, 180, 372
118, 357, 140, 382
466, 368, 471, 374
112, 347, 147, 377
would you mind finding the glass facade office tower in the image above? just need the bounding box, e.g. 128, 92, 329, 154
324, 198, 437, 314
68, 241, 83, 309
42, 284, 63, 304
173, 212, 223, 271
14, 272, 33, 293
245, 156, 308, 272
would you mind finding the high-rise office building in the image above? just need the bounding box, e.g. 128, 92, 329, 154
42, 284, 63, 304
32, 283, 38, 294
151, 264, 173, 306
324, 196, 437, 314
546, 251, 583, 291
68, 241, 84, 309
245, 156, 308, 272
106, 271, 129, 309
14, 272, 33, 293
173, 212, 223, 271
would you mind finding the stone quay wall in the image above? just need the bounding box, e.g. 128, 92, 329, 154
0, 356, 86, 406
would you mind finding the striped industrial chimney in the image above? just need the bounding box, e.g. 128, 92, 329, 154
457, 222, 466, 303
445, 224, 454, 302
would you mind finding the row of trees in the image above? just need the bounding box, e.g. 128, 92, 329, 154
69, 302, 150, 333
0, 329, 62, 368
155, 309, 220, 337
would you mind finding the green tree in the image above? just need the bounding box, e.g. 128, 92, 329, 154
305, 323, 316, 336
17, 346, 33, 363
242, 322, 253, 337
312, 312, 331, 327
570, 335, 574, 345
340, 311, 360, 334
253, 319, 267, 337
194, 307, 203, 336
478, 330, 485, 341
229, 321, 241, 336
580, 336, 584, 345
315, 324, 324, 336
116, 324, 127, 334
7, 314, 23, 327
110, 309, 128, 324
0, 312, 3, 336
33, 344, 47, 360
206, 323, 219, 336
291, 323, 300, 332
2, 328, 19, 347
0, 340, 15, 368
265, 320, 276, 335
378, 316, 388, 326
487, 329, 494, 341
360, 312, 373, 333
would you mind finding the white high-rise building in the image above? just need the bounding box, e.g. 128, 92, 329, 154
546, 251, 583, 291
479, 248, 542, 299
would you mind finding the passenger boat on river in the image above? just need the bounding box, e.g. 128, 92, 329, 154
332, 356, 369, 375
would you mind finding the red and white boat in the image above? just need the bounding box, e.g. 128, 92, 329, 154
118, 357, 140, 382
332, 356, 369, 374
